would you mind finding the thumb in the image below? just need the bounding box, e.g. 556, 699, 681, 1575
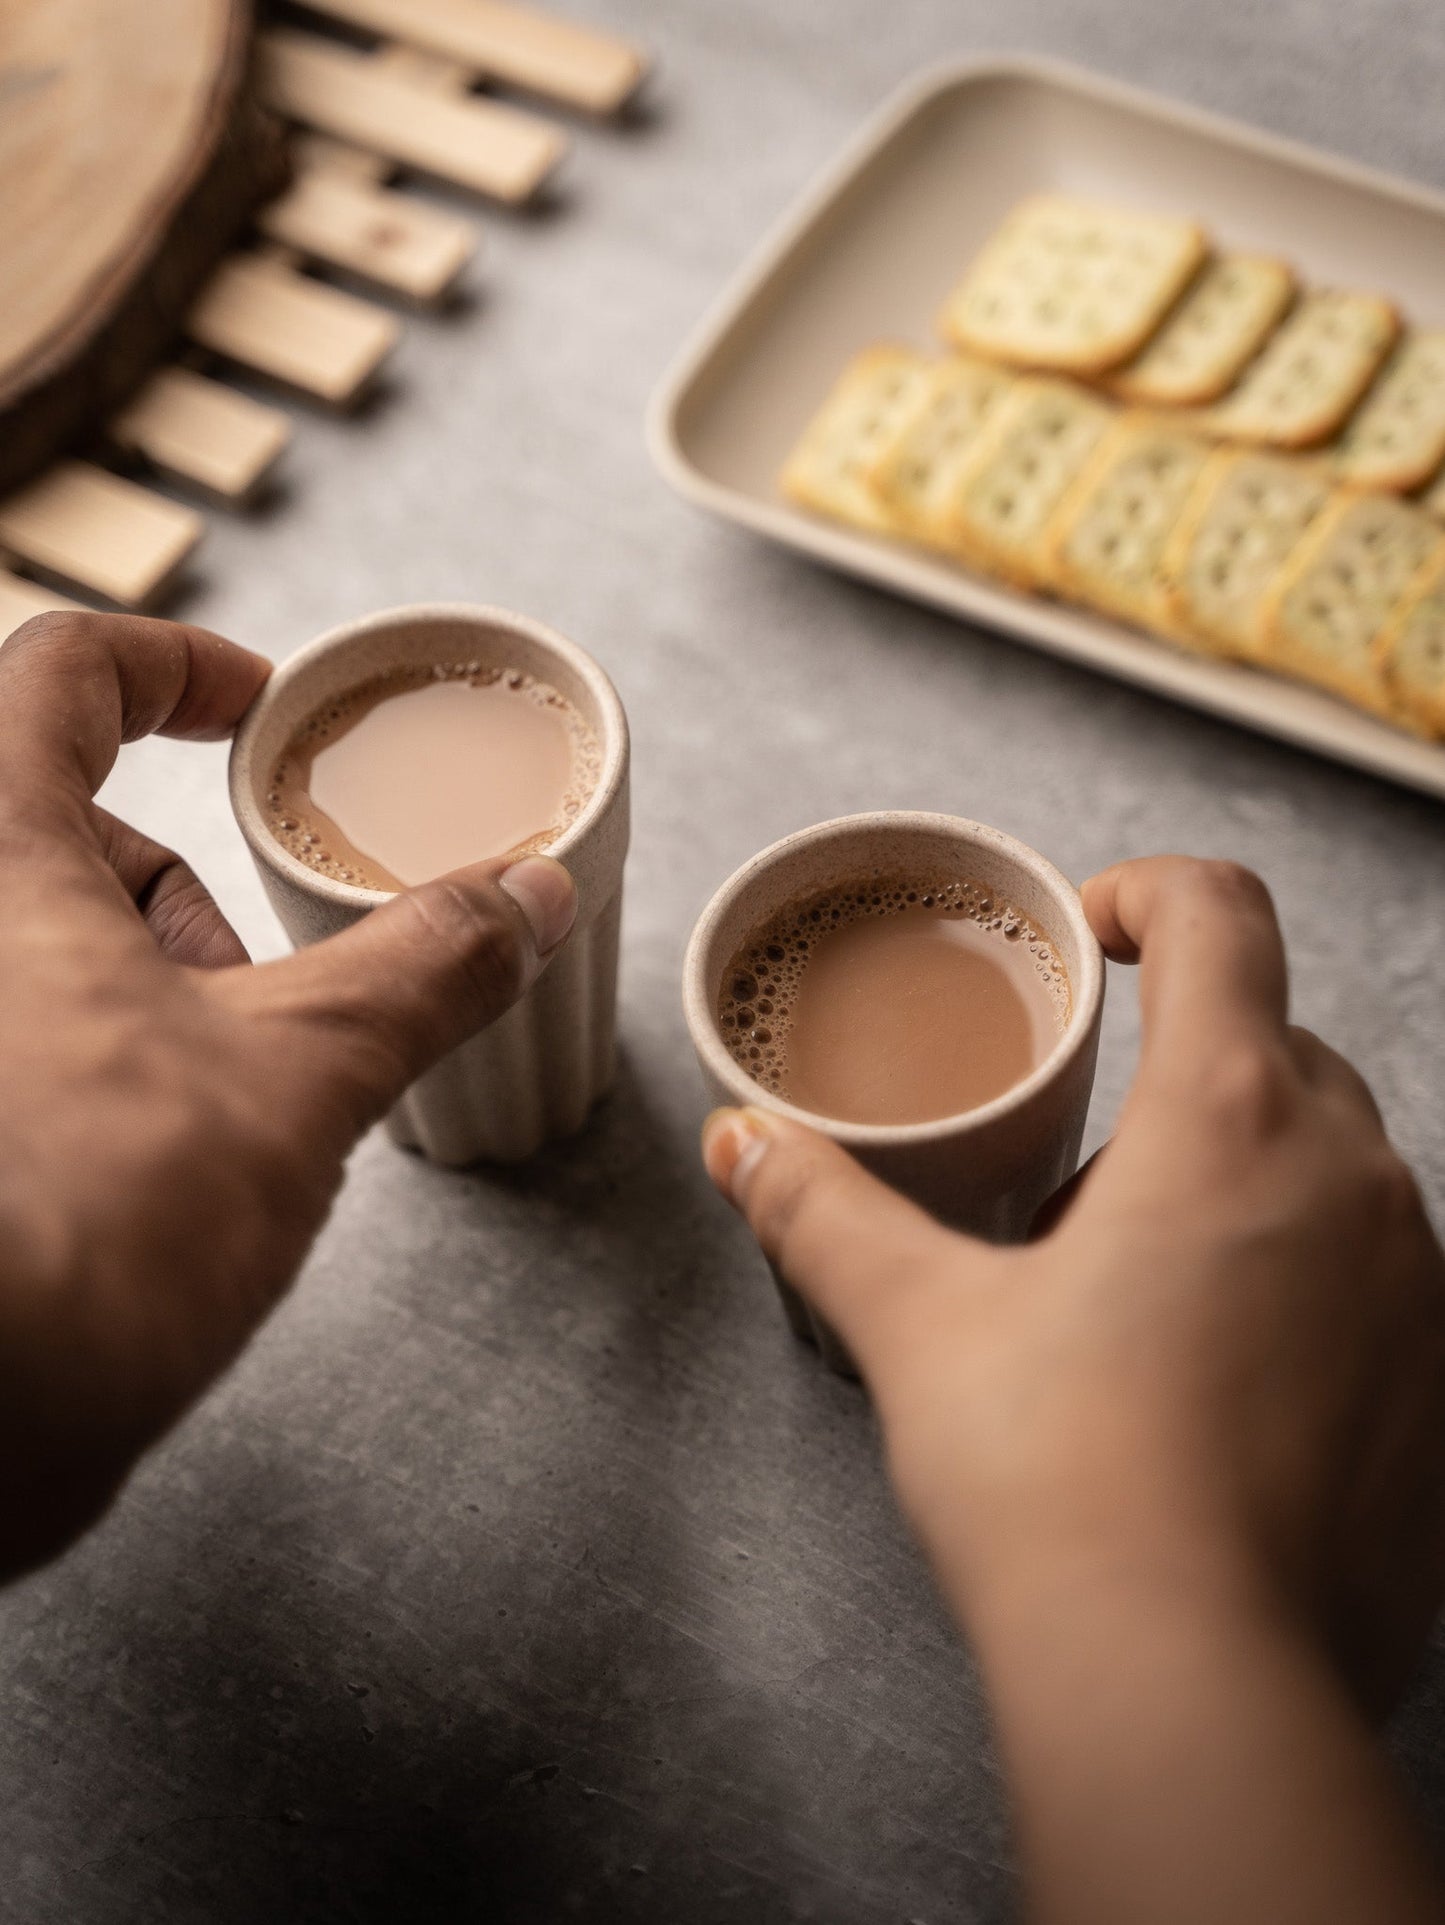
701, 1107, 990, 1382
239, 852, 577, 1131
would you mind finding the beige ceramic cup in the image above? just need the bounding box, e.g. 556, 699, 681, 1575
230, 604, 630, 1165
683, 813, 1104, 1369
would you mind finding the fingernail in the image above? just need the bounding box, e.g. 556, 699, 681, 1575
701, 1107, 771, 1206
500, 855, 577, 956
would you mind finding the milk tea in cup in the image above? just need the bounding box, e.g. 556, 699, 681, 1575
265, 662, 602, 890
716, 873, 1070, 1126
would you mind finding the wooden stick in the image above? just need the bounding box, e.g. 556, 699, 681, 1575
0, 0, 289, 496
188, 253, 399, 405
108, 367, 292, 502
292, 131, 393, 186
300, 0, 647, 115
372, 46, 473, 91
0, 572, 85, 641
259, 166, 477, 302
261, 27, 564, 204
289, 49, 476, 187
0, 461, 203, 608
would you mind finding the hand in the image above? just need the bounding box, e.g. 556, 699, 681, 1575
0, 612, 576, 1580
703, 856, 1445, 1924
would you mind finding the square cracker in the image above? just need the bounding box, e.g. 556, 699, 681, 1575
864, 355, 1015, 546
940, 378, 1114, 587
1107, 256, 1295, 407
1331, 331, 1445, 493
937, 196, 1207, 376
779, 344, 934, 532
1202, 291, 1399, 449
1259, 491, 1441, 712
1043, 413, 1214, 629
1158, 450, 1331, 659
1420, 459, 1445, 523
1374, 546, 1445, 737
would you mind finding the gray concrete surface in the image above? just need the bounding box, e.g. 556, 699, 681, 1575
4, 1, 1445, 1919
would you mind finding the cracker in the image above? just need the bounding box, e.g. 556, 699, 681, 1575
1044, 414, 1214, 629
1420, 460, 1445, 524
1375, 546, 1445, 737
1108, 255, 1296, 406
1260, 492, 1441, 711
865, 354, 1015, 546
779, 344, 935, 532
937, 196, 1207, 376
1331, 331, 1445, 493
939, 379, 1114, 587
1203, 291, 1399, 449
1158, 450, 1331, 658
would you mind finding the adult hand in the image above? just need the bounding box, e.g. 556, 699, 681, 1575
0, 612, 575, 1580
703, 856, 1445, 1925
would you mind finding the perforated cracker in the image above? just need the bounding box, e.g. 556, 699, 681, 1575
1375, 546, 1445, 737
1421, 460, 1445, 524
940, 378, 1114, 586
1260, 491, 1441, 711
865, 355, 1015, 546
1203, 291, 1399, 449
1159, 450, 1330, 658
1044, 414, 1214, 629
779, 344, 934, 532
937, 196, 1207, 376
1108, 255, 1295, 407
1331, 331, 1445, 493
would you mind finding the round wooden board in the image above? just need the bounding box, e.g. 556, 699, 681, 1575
0, 0, 286, 492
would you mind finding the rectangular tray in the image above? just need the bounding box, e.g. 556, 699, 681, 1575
646, 55, 1445, 802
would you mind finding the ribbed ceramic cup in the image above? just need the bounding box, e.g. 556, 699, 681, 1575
683, 813, 1104, 1371
230, 604, 630, 1165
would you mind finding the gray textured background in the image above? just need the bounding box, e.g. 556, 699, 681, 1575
4, 2, 1445, 1920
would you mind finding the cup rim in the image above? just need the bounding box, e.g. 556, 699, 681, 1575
229, 602, 630, 908
682, 811, 1106, 1148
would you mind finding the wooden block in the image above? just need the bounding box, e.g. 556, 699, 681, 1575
187, 253, 400, 405
289, 51, 473, 187
262, 27, 564, 204
303, 0, 648, 115
0, 0, 289, 496
0, 572, 86, 641
370, 46, 473, 91
259, 169, 476, 302
108, 367, 291, 501
0, 461, 203, 608
293, 130, 392, 185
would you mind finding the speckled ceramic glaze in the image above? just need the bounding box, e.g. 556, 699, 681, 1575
230, 605, 630, 1164
683, 813, 1104, 1369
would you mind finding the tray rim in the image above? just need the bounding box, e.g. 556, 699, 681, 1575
644, 51, 1445, 803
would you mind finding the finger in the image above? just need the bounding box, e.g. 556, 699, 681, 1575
221, 853, 577, 1134
1286, 1024, 1385, 1128
1081, 857, 1289, 1075
1028, 1143, 1110, 1240
92, 809, 249, 969
0, 612, 270, 825
701, 1106, 998, 1380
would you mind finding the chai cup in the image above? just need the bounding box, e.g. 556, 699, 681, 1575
230, 604, 630, 1165
682, 813, 1104, 1372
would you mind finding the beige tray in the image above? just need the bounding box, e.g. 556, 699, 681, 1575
646, 56, 1445, 802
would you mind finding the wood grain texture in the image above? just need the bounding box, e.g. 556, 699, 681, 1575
300, 0, 648, 115
0, 573, 84, 640
259, 165, 476, 301
108, 367, 292, 501
187, 254, 400, 404
0, 0, 288, 494
0, 461, 202, 606
262, 26, 564, 203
